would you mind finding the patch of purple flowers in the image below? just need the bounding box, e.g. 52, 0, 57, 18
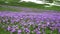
0, 12, 60, 34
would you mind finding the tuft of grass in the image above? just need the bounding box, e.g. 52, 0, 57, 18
0, 27, 10, 34
0, 6, 18, 11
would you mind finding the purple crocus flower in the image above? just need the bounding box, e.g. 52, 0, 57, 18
36, 31, 41, 34
58, 29, 60, 32
11, 28, 16, 32
55, 23, 60, 27
7, 26, 11, 31
18, 29, 22, 34
33, 28, 38, 32
46, 22, 50, 26
24, 28, 30, 33
18, 30, 22, 32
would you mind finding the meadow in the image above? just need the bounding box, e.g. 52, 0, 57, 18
0, 0, 60, 34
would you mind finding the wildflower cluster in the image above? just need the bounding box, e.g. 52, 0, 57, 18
0, 12, 60, 34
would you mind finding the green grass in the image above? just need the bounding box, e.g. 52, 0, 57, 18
0, 6, 19, 11
0, 27, 10, 34
0, 2, 60, 11
43, 6, 60, 11
7, 2, 60, 11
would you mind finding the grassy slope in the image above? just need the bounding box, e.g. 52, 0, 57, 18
0, 2, 60, 11
8, 2, 60, 11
